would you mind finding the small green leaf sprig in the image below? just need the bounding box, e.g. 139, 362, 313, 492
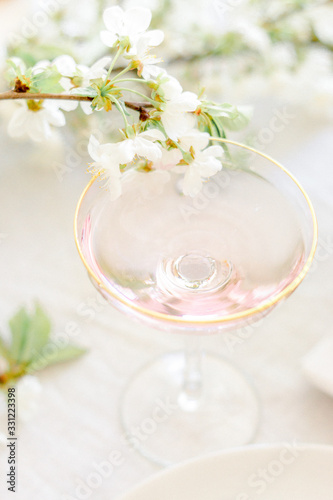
0, 304, 86, 388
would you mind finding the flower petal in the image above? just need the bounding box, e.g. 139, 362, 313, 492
80, 101, 93, 115
162, 76, 183, 100
183, 166, 203, 197
32, 59, 50, 75
156, 147, 182, 169
125, 7, 152, 35
145, 65, 166, 80
194, 155, 222, 177
134, 137, 162, 161
100, 152, 119, 172
103, 6, 125, 34
180, 130, 210, 151
128, 30, 163, 57
162, 112, 196, 141
144, 29, 164, 47
59, 100, 78, 112
43, 108, 66, 127
27, 113, 47, 142
139, 128, 165, 141
88, 135, 102, 162
141, 63, 162, 80
100, 30, 118, 48
114, 140, 135, 164
7, 106, 28, 137
107, 175, 122, 201
53, 55, 76, 76
90, 56, 112, 73
171, 91, 199, 112
59, 77, 72, 92
203, 145, 223, 158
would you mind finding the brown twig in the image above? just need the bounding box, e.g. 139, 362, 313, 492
0, 90, 153, 114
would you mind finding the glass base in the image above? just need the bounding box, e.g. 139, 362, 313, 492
120, 351, 260, 466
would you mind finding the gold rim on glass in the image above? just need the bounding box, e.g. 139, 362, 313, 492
74, 138, 318, 326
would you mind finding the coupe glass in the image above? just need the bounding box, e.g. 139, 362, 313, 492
74, 139, 317, 466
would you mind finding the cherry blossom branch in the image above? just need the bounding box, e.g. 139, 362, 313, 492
0, 90, 92, 101
0, 90, 154, 114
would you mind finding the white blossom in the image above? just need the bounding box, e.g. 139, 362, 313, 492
158, 76, 200, 141
81, 57, 112, 85
126, 30, 164, 79
101, 6, 154, 50
7, 100, 66, 142
286, 13, 312, 44
154, 146, 182, 170
310, 5, 333, 46
176, 130, 223, 197
88, 135, 134, 200
131, 129, 165, 161
35, 58, 82, 113
54, 55, 111, 114
88, 129, 165, 200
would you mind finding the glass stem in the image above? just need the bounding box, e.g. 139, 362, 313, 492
179, 337, 203, 411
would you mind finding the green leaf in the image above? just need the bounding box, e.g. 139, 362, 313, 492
6, 59, 18, 71
142, 119, 166, 136
70, 87, 97, 98
208, 116, 225, 139
29, 343, 86, 372
112, 97, 130, 117
9, 307, 30, 362
5, 59, 24, 85
1, 303, 87, 383
31, 67, 64, 93
219, 107, 252, 131
0, 336, 10, 362
20, 304, 51, 363
201, 101, 239, 119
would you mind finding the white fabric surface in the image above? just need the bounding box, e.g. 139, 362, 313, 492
303, 336, 333, 398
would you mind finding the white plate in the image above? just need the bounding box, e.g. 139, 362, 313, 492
118, 444, 333, 500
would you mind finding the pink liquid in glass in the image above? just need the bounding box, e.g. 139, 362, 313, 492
79, 169, 307, 325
